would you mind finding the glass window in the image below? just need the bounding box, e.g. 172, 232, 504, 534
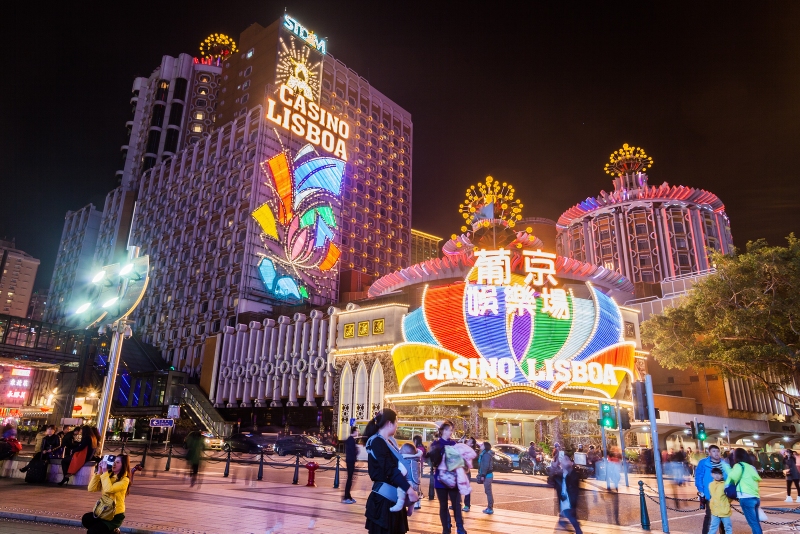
191, 123, 203, 133
194, 111, 205, 120
244, 66, 252, 77
199, 75, 211, 83
246, 48, 254, 58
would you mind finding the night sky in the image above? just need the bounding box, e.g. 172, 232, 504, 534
4, 1, 799, 290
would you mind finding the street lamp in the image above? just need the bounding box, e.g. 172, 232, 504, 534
67, 246, 149, 456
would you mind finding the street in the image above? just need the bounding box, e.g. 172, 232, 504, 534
5, 444, 800, 533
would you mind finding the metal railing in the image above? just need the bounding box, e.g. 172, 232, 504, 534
171, 384, 233, 438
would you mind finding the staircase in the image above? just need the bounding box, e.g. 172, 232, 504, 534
170, 384, 233, 438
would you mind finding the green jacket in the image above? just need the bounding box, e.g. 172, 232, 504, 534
727, 462, 761, 497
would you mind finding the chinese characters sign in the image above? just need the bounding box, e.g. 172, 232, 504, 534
0, 367, 32, 407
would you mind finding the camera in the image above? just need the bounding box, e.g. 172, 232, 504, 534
102, 454, 116, 467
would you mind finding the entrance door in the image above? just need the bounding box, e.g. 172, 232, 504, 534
495, 421, 522, 445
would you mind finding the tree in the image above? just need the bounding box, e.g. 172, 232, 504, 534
641, 234, 800, 410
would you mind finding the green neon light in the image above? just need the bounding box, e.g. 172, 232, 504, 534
299, 206, 336, 229
520, 294, 574, 376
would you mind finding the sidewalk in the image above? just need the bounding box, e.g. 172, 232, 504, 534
0, 469, 674, 534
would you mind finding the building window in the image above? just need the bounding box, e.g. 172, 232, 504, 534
689, 376, 700, 382
197, 99, 207, 107
198, 87, 209, 95
199, 74, 211, 83
242, 80, 250, 90
240, 94, 249, 104
665, 390, 683, 397
244, 66, 252, 77
246, 48, 254, 58
667, 377, 675, 383
191, 123, 203, 133
194, 111, 205, 120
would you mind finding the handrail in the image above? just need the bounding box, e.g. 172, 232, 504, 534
171, 384, 233, 439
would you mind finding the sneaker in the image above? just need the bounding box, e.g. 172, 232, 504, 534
796, 496, 800, 503
483, 508, 494, 514
414, 502, 421, 509
787, 496, 795, 503
463, 505, 470, 512
342, 498, 356, 504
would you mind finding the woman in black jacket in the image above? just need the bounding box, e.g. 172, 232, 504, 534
364, 409, 418, 534
550, 453, 583, 534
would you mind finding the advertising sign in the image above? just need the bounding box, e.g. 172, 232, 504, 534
0, 367, 32, 407
391, 249, 635, 400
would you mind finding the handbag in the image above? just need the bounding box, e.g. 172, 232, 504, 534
476, 474, 485, 484
758, 507, 768, 522
92, 494, 116, 521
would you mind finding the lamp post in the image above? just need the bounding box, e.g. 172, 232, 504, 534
68, 246, 149, 457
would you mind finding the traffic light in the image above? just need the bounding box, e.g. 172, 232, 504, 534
600, 403, 617, 429
633, 381, 648, 421
697, 422, 707, 441
620, 408, 631, 430
685, 421, 696, 439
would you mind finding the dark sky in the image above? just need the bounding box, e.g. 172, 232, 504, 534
4, 1, 800, 290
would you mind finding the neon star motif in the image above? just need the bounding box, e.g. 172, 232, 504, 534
523, 250, 558, 287
505, 284, 537, 317
541, 287, 570, 320
474, 249, 511, 285
466, 285, 499, 316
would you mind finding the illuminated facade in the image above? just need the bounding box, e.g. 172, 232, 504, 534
0, 240, 40, 319
216, 15, 413, 277
410, 230, 442, 265
556, 144, 734, 294
332, 177, 645, 445
45, 204, 101, 324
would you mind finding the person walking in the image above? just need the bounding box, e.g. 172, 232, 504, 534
343, 426, 358, 504
82, 454, 133, 534
695, 445, 731, 534
185, 431, 203, 487
784, 449, 800, 502
477, 441, 494, 515
728, 447, 763, 534
412, 435, 425, 510
363, 409, 418, 534
431, 421, 467, 534
550, 453, 583, 534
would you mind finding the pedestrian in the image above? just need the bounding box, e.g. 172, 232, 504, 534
707, 467, 733, 534
462, 437, 478, 513
59, 426, 77, 484
477, 441, 494, 515
185, 431, 203, 487
343, 426, 358, 504
784, 450, 800, 502
729, 447, 763, 534
431, 421, 467, 534
550, 452, 583, 534
82, 454, 133, 534
587, 445, 598, 477
20, 425, 60, 473
363, 409, 418, 534
412, 435, 425, 509
695, 444, 730, 534
61, 426, 97, 485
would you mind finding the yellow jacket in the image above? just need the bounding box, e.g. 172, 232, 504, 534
88, 472, 129, 515
708, 480, 731, 518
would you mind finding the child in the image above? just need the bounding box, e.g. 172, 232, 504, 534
708, 467, 733, 534
389, 443, 423, 514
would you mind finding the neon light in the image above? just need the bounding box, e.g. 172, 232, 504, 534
283, 14, 327, 54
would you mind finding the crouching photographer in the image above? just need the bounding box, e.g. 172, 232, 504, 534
82, 454, 137, 534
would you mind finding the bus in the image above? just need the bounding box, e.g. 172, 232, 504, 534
355, 420, 440, 461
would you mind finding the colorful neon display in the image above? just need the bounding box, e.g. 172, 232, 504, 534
276, 32, 322, 102
252, 144, 344, 302
283, 14, 327, 55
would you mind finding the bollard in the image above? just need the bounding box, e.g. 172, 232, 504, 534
223, 448, 232, 478
165, 443, 173, 472
141, 445, 148, 470
305, 461, 319, 487
333, 455, 341, 489
639, 480, 650, 530
258, 450, 264, 481
428, 463, 435, 500
120, 439, 126, 455
292, 453, 300, 485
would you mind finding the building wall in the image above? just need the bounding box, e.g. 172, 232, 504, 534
557, 172, 733, 290
0, 241, 40, 319
215, 19, 413, 277
26, 289, 48, 322
45, 205, 101, 323
410, 229, 441, 265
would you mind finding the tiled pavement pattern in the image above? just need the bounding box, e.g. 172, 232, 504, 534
0, 469, 668, 534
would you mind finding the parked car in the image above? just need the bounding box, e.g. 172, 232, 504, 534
275, 434, 336, 459
491, 450, 514, 472
494, 444, 528, 469
225, 432, 276, 454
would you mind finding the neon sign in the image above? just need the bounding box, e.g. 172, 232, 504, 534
0, 367, 32, 407
252, 143, 344, 303
283, 15, 327, 54
266, 85, 350, 160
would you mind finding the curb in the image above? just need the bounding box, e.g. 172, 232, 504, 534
0, 510, 168, 534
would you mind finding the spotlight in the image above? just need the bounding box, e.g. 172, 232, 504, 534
75, 303, 91, 314
91, 271, 106, 283
102, 297, 118, 308
119, 263, 134, 276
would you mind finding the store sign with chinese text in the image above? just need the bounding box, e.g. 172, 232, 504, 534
0, 367, 32, 407
391, 249, 636, 400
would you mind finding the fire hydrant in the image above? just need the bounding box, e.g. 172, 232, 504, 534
305, 461, 319, 487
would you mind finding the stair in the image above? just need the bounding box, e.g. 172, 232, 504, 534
170, 384, 233, 438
